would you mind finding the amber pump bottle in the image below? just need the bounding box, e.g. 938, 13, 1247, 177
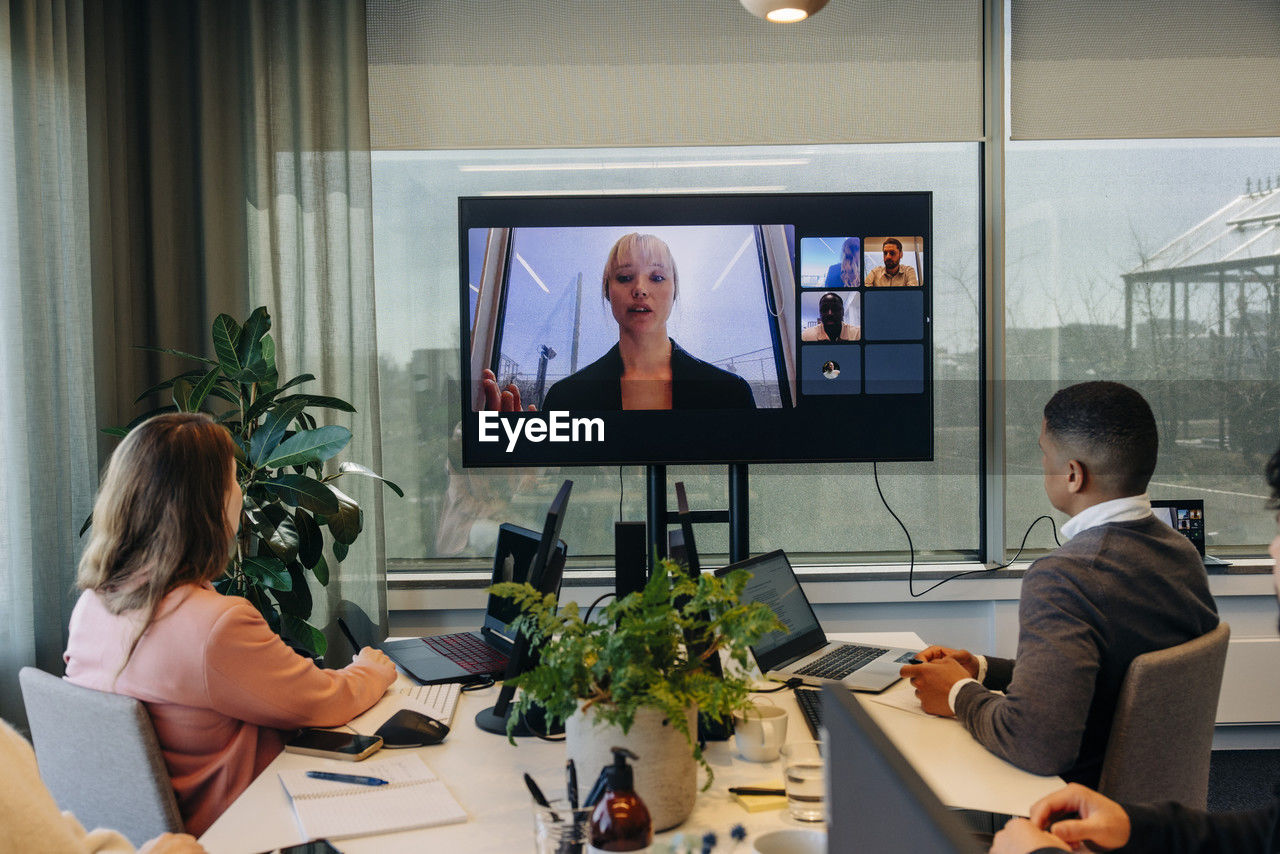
587, 746, 653, 853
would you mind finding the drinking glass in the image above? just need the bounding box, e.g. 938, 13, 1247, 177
531, 800, 592, 854
780, 740, 825, 822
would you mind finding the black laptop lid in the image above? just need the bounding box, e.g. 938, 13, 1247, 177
1151, 498, 1207, 557
482, 522, 567, 642
715, 550, 827, 672
823, 685, 984, 854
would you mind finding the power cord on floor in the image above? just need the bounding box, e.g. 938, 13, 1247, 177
872, 462, 1061, 597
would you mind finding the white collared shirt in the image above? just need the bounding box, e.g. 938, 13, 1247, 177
944, 493, 1154, 713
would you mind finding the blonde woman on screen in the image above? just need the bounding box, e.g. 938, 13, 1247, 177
63, 413, 395, 835
481, 232, 755, 411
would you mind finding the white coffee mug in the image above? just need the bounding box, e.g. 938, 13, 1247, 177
733, 702, 788, 762
751, 828, 827, 854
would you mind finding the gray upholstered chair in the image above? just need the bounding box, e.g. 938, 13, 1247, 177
18, 667, 183, 846
1097, 621, 1231, 809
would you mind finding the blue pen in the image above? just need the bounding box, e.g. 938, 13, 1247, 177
306, 770, 388, 786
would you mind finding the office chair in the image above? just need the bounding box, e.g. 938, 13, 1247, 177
18, 667, 183, 846
1097, 621, 1231, 809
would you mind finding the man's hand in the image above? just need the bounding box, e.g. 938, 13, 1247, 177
915, 644, 981, 679
138, 834, 206, 854
480, 368, 536, 412
898, 657, 972, 717
1029, 784, 1131, 851
990, 818, 1070, 853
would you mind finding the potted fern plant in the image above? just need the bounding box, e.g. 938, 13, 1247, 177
491, 561, 780, 831
96, 306, 401, 657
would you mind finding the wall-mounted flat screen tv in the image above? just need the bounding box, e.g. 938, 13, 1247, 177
459, 192, 932, 467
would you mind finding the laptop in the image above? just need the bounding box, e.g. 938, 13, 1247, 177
381, 521, 568, 685
823, 685, 986, 853
715, 550, 919, 692
1151, 498, 1230, 568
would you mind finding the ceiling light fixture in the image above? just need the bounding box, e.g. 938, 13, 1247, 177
739, 0, 829, 23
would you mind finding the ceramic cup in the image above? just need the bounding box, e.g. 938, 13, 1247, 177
733, 702, 789, 762
751, 828, 827, 854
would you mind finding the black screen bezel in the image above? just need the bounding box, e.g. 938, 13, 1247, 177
459, 192, 934, 467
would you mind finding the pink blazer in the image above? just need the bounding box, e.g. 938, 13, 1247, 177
63, 583, 393, 836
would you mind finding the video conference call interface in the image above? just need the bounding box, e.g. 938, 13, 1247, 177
468, 226, 927, 410
459, 192, 933, 466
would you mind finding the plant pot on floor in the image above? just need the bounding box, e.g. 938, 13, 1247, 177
566, 703, 698, 832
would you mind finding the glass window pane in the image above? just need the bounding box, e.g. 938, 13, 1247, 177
1004, 139, 1280, 555
372, 144, 981, 568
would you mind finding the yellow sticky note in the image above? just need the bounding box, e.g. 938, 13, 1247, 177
731, 780, 788, 813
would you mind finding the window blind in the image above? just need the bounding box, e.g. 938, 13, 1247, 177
366, 0, 982, 150
1011, 0, 1280, 140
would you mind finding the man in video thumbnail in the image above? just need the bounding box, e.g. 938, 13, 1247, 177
865, 237, 919, 287
801, 292, 861, 342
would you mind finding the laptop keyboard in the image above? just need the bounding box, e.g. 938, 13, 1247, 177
795, 644, 888, 680
795, 688, 823, 739
422, 632, 509, 674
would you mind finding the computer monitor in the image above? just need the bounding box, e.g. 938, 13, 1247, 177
822, 685, 984, 853
475, 479, 573, 736
460, 192, 934, 466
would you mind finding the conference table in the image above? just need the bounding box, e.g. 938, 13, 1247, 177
199, 633, 1063, 853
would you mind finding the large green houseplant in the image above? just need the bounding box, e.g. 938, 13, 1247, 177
491, 561, 781, 779
96, 306, 401, 657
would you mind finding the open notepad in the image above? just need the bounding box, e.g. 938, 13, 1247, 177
278, 755, 467, 840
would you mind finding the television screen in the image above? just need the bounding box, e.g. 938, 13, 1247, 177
459, 192, 932, 466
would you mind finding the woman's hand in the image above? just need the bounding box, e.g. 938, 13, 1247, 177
354, 647, 397, 685
480, 369, 536, 412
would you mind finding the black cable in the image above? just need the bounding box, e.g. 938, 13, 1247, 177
459, 675, 495, 692
872, 462, 1061, 598
618, 465, 624, 522
582, 591, 616, 624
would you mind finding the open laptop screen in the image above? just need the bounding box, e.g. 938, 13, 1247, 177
1151, 498, 1206, 557
717, 550, 827, 670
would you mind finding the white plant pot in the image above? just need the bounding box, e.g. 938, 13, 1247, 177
565, 703, 698, 832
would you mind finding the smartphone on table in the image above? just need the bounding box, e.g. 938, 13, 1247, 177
283, 729, 382, 761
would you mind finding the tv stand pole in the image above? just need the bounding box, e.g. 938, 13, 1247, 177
644, 463, 750, 576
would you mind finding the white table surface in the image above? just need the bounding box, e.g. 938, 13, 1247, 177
200, 632, 1062, 853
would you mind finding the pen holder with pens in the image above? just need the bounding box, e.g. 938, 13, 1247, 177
532, 800, 592, 854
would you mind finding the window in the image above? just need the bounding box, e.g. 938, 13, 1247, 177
372, 144, 982, 569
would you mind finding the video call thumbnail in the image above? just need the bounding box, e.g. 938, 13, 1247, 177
863, 236, 923, 288
799, 236, 860, 289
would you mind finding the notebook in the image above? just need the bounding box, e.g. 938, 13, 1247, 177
715, 550, 919, 692
1151, 498, 1230, 567
344, 674, 462, 736
278, 755, 466, 840
376, 522, 568, 684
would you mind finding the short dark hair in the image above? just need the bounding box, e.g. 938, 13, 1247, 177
1043, 381, 1158, 495
820, 292, 844, 306
1267, 444, 1280, 510
883, 237, 903, 252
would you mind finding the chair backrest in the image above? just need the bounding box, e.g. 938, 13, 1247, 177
1098, 621, 1230, 809
18, 667, 183, 846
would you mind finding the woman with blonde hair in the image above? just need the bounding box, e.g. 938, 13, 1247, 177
483, 232, 756, 411
64, 413, 395, 836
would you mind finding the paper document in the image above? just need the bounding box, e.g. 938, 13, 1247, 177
867, 680, 931, 717
279, 754, 466, 840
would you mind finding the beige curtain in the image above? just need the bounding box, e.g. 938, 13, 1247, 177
0, 0, 99, 725
236, 0, 388, 645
